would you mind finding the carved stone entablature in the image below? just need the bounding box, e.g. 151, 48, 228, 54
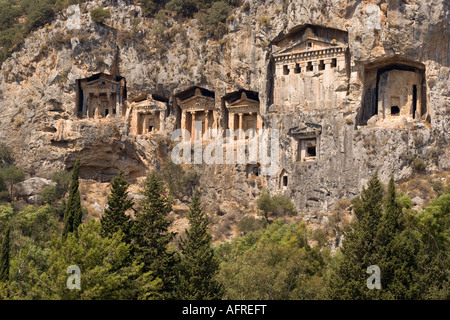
273, 46, 345, 64
227, 92, 259, 114
177, 88, 215, 112
132, 94, 167, 113
288, 122, 322, 139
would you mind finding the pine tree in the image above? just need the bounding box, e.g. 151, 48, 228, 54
0, 227, 10, 283
63, 159, 82, 238
327, 171, 384, 299
101, 171, 133, 240
177, 191, 223, 300
131, 171, 176, 299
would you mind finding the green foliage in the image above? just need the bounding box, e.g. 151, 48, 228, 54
0, 204, 60, 298
0, 143, 14, 168
444, 183, 450, 195
23, 0, 55, 33
327, 172, 384, 299
176, 191, 223, 299
257, 190, 296, 221
433, 181, 443, 194
141, 0, 157, 17
158, 160, 200, 200
51, 169, 71, 197
397, 192, 412, 210
0, 205, 13, 232
62, 159, 82, 238
198, 1, 231, 39
17, 220, 160, 299
131, 171, 176, 299
327, 173, 450, 299
238, 215, 267, 234
165, 0, 198, 17
412, 157, 427, 174
0, 226, 10, 282
90, 7, 111, 24
100, 171, 133, 241
217, 220, 330, 299
0, 165, 25, 200
41, 186, 58, 204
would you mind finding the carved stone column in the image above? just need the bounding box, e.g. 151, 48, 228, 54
204, 110, 209, 139
238, 113, 244, 139
312, 60, 319, 73
191, 111, 196, 142
115, 93, 121, 119
229, 112, 235, 132
159, 110, 165, 132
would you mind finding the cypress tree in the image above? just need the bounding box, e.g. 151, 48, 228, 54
131, 171, 176, 298
376, 176, 402, 247
63, 159, 82, 238
177, 191, 223, 300
101, 171, 133, 240
328, 171, 384, 299
374, 176, 408, 298
0, 227, 10, 283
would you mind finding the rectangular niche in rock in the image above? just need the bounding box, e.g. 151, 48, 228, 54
288, 122, 322, 162
298, 138, 317, 162
357, 57, 427, 126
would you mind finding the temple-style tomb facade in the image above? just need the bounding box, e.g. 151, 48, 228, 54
76, 73, 126, 119
224, 91, 263, 139
176, 87, 218, 141
129, 94, 168, 135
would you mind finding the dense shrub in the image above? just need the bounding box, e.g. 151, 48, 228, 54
165, 0, 198, 17
157, 160, 200, 200
412, 157, 427, 174
90, 7, 111, 24
257, 190, 296, 221
198, 1, 231, 39
238, 216, 266, 234
23, 1, 55, 33
433, 181, 443, 194
141, 0, 157, 17
41, 186, 58, 204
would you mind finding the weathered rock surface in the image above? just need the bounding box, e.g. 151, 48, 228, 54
0, 0, 449, 221
17, 177, 56, 203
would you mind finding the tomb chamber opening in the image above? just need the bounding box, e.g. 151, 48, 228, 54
357, 58, 427, 125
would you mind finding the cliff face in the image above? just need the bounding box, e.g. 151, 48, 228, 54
0, 0, 449, 217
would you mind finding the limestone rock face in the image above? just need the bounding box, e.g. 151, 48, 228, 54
0, 0, 449, 216
17, 177, 56, 203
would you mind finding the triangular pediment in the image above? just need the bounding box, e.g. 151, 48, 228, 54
289, 122, 322, 137
276, 38, 335, 55
177, 88, 215, 111
86, 78, 120, 86
229, 92, 259, 108
134, 95, 167, 110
